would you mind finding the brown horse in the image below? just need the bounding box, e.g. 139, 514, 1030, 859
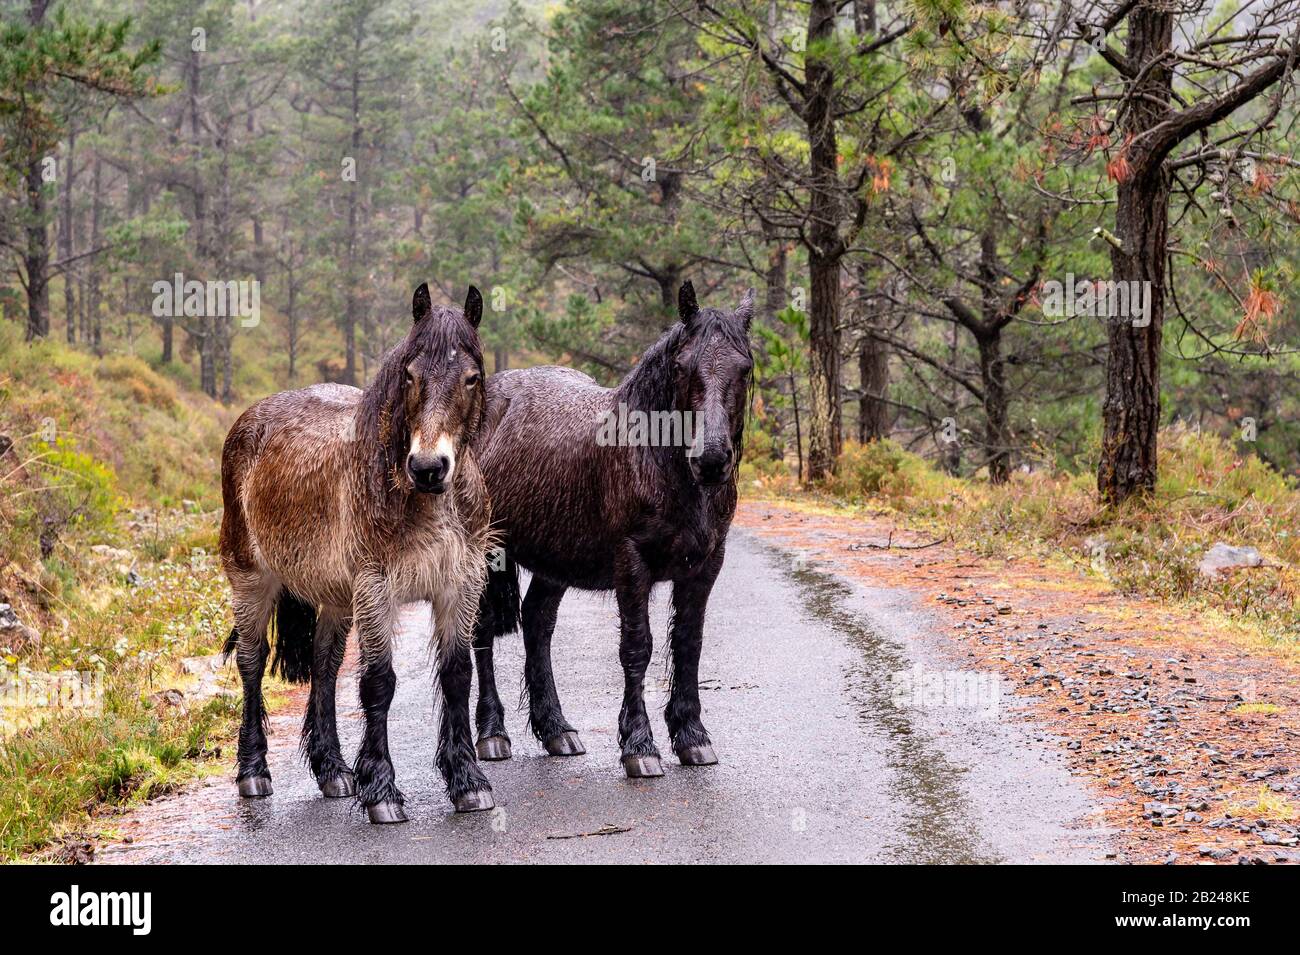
219, 283, 495, 824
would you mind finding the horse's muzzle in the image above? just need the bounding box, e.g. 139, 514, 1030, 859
412, 474, 448, 494
690, 447, 733, 486
408, 454, 451, 493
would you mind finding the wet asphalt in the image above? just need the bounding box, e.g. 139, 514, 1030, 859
99, 531, 1110, 864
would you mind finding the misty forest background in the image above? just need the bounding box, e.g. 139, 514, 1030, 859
5, 0, 1300, 493
5, 0, 1300, 859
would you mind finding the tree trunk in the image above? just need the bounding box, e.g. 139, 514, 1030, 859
217, 130, 234, 404
858, 335, 889, 442
802, 0, 844, 480
23, 0, 54, 337
977, 333, 1011, 483
762, 217, 787, 324
24, 157, 51, 340
160, 311, 174, 363
219, 320, 233, 403
494, 347, 509, 373
855, 262, 888, 441
60, 131, 77, 343
940, 436, 961, 476
790, 370, 804, 483
1097, 8, 1174, 502
342, 57, 362, 387
286, 267, 298, 382
200, 320, 217, 398
252, 216, 265, 289
806, 254, 842, 478
656, 265, 680, 315
87, 157, 104, 354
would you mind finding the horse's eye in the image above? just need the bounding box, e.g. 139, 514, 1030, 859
404, 371, 416, 387
465, 373, 480, 388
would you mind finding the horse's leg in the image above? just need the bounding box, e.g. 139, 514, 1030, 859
665, 547, 724, 766
231, 575, 277, 797
472, 621, 511, 760
304, 609, 354, 797
614, 550, 661, 777
351, 572, 405, 824
434, 598, 494, 811
522, 577, 583, 755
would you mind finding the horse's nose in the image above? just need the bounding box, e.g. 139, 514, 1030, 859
693, 447, 731, 485
408, 453, 451, 493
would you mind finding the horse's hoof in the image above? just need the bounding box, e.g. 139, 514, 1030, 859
544, 731, 586, 756
319, 773, 356, 798
454, 789, 495, 813
622, 755, 664, 778
676, 744, 718, 766
366, 801, 408, 825
476, 735, 512, 761
237, 776, 272, 798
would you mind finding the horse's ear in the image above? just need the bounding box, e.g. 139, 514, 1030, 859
464, 285, 483, 329
678, 280, 698, 325
412, 282, 432, 323
736, 287, 755, 331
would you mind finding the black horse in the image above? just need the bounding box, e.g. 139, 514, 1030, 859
472, 281, 753, 776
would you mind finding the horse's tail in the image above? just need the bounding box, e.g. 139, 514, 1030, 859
219, 590, 314, 684
270, 590, 316, 684
477, 548, 520, 639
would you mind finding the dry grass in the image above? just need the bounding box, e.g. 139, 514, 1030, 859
742, 426, 1300, 650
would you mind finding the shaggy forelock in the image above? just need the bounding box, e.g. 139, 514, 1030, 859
403, 305, 484, 375
357, 304, 485, 506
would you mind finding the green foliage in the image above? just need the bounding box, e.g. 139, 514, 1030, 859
0, 3, 161, 173
35, 436, 120, 535
826, 438, 959, 504
0, 691, 239, 859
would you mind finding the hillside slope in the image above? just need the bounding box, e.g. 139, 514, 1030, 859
0, 319, 243, 860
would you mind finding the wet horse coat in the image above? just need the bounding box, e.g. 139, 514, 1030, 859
219, 284, 494, 823
473, 282, 754, 775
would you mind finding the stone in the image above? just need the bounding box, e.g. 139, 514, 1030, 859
1197, 543, 1263, 578
0, 602, 41, 647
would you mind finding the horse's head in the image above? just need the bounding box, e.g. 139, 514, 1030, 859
671, 281, 754, 486
395, 282, 485, 494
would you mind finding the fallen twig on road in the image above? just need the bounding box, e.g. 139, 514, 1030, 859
545, 824, 633, 840
846, 530, 949, 551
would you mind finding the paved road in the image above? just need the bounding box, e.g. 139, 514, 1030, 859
100, 530, 1109, 864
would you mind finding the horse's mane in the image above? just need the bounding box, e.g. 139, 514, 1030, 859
355, 306, 485, 509
617, 308, 754, 477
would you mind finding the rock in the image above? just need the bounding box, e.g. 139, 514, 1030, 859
148, 688, 185, 709
1198, 845, 1237, 860
1197, 543, 1263, 578
1144, 801, 1180, 819
0, 602, 41, 647
1261, 832, 1298, 847
89, 545, 134, 563
181, 654, 227, 676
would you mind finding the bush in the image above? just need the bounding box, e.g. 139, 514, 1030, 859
825, 439, 960, 505
95, 357, 180, 413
